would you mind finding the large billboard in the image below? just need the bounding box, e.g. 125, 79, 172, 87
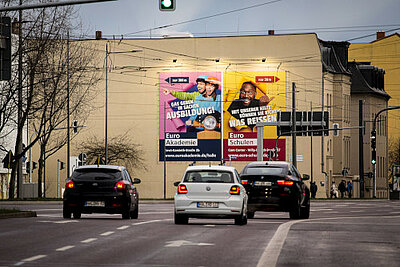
222, 71, 286, 161
159, 72, 222, 161
159, 71, 286, 161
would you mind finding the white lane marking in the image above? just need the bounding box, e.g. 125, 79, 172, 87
204, 225, 216, 227
257, 215, 400, 267
117, 225, 130, 230
257, 220, 302, 267
390, 211, 400, 214
34, 209, 62, 211
251, 221, 288, 224
56, 245, 75, 252
100, 231, 115, 236
21, 255, 47, 262
132, 219, 170, 225
139, 212, 171, 214
38, 220, 78, 224
165, 240, 214, 247
81, 238, 97, 243
14, 262, 24, 266
37, 214, 62, 218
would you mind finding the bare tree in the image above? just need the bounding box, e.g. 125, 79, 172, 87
78, 132, 147, 175
0, 1, 100, 198
389, 137, 400, 182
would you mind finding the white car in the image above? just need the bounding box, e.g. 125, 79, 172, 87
174, 165, 248, 225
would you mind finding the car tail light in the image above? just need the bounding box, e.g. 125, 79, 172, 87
277, 180, 294, 186
66, 181, 74, 189
115, 181, 128, 190
230, 185, 240, 195
178, 184, 188, 194
241, 180, 248, 185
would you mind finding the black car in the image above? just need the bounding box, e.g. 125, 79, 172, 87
63, 165, 141, 219
240, 161, 310, 219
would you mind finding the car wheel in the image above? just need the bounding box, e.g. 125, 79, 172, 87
174, 212, 188, 224
247, 211, 255, 219
300, 203, 310, 219
235, 205, 248, 225
63, 206, 71, 219
73, 210, 81, 219
289, 198, 301, 219
130, 204, 139, 219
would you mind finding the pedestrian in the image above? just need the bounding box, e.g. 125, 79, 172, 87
339, 180, 346, 198
310, 181, 317, 199
330, 181, 338, 198
347, 180, 353, 198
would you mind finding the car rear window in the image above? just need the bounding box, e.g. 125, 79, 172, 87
183, 171, 234, 183
72, 168, 122, 180
244, 167, 286, 176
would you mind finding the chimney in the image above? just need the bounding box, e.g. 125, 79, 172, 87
95, 31, 102, 40
268, 30, 275, 35
376, 31, 385, 41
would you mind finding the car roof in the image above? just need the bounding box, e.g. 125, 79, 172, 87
75, 165, 125, 171
185, 165, 237, 172
244, 161, 291, 168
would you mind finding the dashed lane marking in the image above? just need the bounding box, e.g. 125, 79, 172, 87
81, 238, 97, 243
100, 231, 115, 236
132, 219, 171, 225
21, 255, 47, 262
117, 225, 130, 230
56, 246, 75, 252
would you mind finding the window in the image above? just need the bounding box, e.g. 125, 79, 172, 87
246, 166, 286, 176
183, 171, 233, 183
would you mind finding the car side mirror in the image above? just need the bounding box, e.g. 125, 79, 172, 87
174, 181, 180, 187
302, 174, 310, 180
133, 178, 141, 184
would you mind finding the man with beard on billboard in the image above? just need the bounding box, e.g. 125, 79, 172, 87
227, 81, 274, 130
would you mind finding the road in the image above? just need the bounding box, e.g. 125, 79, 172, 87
0, 200, 399, 267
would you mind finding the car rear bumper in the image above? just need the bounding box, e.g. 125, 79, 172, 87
174, 195, 244, 217
247, 196, 294, 212
64, 194, 135, 214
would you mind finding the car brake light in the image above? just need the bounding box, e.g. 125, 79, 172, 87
115, 181, 127, 189
277, 180, 294, 186
66, 181, 74, 189
230, 185, 240, 195
241, 180, 248, 185
178, 184, 188, 194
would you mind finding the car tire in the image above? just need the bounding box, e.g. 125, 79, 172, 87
235, 205, 248, 225
247, 211, 255, 219
174, 212, 188, 224
63, 206, 71, 219
289, 198, 301, 219
300, 203, 310, 219
130, 204, 139, 219
73, 210, 81, 219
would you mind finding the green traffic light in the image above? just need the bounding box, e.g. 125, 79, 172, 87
162, 0, 172, 8
371, 160, 376, 165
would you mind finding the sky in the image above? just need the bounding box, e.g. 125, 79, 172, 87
77, 0, 400, 43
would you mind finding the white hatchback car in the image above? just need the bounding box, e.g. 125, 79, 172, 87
174, 165, 248, 225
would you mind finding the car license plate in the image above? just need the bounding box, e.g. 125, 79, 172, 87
254, 181, 272, 186
85, 201, 105, 207
197, 202, 219, 208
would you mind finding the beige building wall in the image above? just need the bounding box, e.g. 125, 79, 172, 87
31, 34, 347, 199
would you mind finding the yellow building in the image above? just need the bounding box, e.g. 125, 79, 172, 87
349, 33, 400, 140
24, 33, 389, 199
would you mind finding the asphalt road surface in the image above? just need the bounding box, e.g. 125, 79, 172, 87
0, 200, 399, 267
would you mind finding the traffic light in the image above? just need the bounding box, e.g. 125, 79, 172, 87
73, 120, 78, 133
159, 0, 175, 11
26, 161, 30, 173
333, 123, 339, 137
371, 150, 376, 165
32, 161, 37, 170
0, 16, 12, 81
371, 129, 376, 149
59, 161, 65, 170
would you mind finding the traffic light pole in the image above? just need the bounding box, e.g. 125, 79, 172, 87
372, 106, 400, 198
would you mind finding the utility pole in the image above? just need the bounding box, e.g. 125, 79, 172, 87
16, 0, 23, 198
292, 82, 297, 168
359, 100, 364, 198
310, 102, 313, 183
67, 32, 70, 179
105, 43, 108, 164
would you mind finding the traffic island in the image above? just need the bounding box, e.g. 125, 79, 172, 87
0, 209, 37, 219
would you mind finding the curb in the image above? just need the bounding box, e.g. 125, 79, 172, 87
0, 211, 37, 219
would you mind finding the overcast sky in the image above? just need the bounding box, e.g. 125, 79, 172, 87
77, 0, 400, 42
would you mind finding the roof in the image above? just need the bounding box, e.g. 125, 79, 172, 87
75, 165, 125, 171
348, 62, 391, 100
244, 161, 291, 168
185, 165, 237, 172
319, 40, 351, 75
371, 33, 400, 43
